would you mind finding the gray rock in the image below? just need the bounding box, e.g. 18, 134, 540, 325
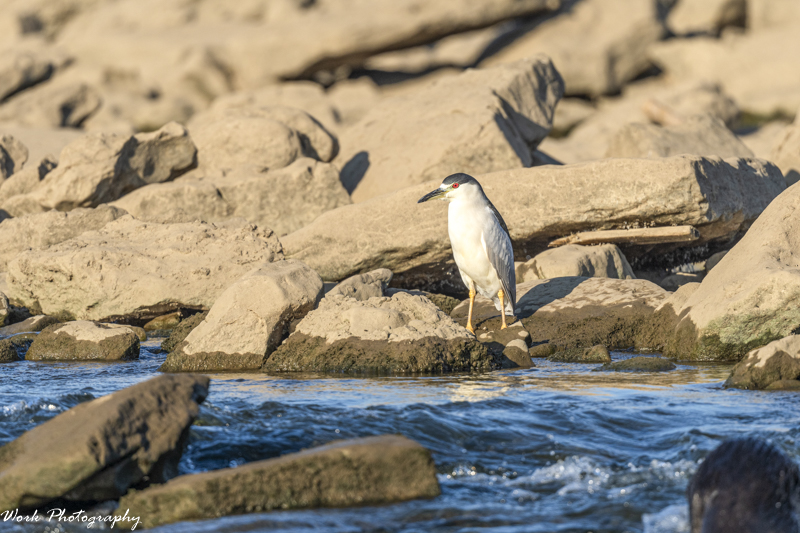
6, 216, 283, 322
605, 116, 754, 160
725, 335, 800, 390
549, 344, 611, 363
327, 269, 393, 301
0, 205, 126, 271
597, 356, 676, 372
339, 57, 564, 202
115, 435, 439, 529
161, 260, 323, 372
0, 374, 209, 511
517, 244, 635, 282
26, 321, 140, 361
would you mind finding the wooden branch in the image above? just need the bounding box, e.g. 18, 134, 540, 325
548, 225, 700, 248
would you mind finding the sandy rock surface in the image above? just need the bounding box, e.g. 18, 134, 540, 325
772, 115, 800, 186
161, 260, 323, 372
26, 320, 140, 361
6, 215, 283, 322
0, 374, 209, 512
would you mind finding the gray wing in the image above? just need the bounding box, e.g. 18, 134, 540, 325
483, 203, 516, 315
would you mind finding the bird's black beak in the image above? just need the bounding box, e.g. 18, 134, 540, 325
417, 188, 446, 203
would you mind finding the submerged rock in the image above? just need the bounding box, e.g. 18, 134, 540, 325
115, 435, 439, 529
597, 356, 676, 372
0, 374, 209, 511
161, 260, 323, 373
25, 321, 140, 361
549, 344, 612, 363
6, 216, 283, 322
725, 336, 800, 390
264, 292, 494, 373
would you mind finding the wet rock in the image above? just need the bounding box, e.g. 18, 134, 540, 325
516, 244, 635, 282
284, 156, 783, 292
771, 115, 800, 186
327, 269, 393, 301
115, 435, 439, 529
340, 57, 564, 202
477, 324, 533, 369
0, 315, 60, 335
0, 335, 33, 362
484, 0, 664, 97
657, 181, 800, 361
648, 27, 800, 117
454, 277, 669, 359
161, 260, 323, 373
688, 438, 800, 532
667, 0, 745, 36
0, 134, 28, 179
264, 292, 493, 373
765, 380, 800, 391
26, 321, 139, 361
549, 345, 611, 363
724, 336, 800, 390
0, 374, 209, 511
605, 115, 754, 160
7, 216, 283, 322
124, 325, 147, 342
0, 81, 100, 128
503, 340, 534, 369
161, 312, 207, 354
143, 312, 181, 332
19, 122, 196, 211
112, 158, 349, 236
0, 205, 126, 271
597, 356, 676, 372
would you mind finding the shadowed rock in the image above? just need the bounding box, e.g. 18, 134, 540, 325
725, 335, 800, 390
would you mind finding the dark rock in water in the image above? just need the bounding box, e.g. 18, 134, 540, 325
143, 312, 182, 332
25, 321, 139, 361
0, 334, 35, 362
765, 379, 800, 391
725, 336, 800, 390
160, 312, 207, 354
502, 342, 534, 369
0, 374, 209, 512
597, 356, 676, 372
477, 325, 533, 368
549, 344, 612, 363
0, 315, 60, 335
114, 435, 440, 530
688, 438, 800, 533
529, 342, 556, 358
264, 333, 495, 374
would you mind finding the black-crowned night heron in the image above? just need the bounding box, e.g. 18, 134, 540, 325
418, 173, 516, 334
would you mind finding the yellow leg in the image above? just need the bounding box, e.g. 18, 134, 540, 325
466, 287, 476, 335
498, 289, 508, 330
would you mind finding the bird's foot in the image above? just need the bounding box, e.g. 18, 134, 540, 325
466, 323, 475, 335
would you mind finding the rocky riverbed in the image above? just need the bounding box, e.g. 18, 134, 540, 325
1, 0, 800, 530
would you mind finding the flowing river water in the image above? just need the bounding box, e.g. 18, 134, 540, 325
1, 340, 799, 533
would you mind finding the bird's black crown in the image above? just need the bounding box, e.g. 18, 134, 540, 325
441, 173, 479, 187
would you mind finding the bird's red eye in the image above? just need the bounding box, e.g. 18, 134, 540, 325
452, 183, 459, 189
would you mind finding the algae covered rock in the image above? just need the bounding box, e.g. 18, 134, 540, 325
597, 356, 676, 372
725, 336, 800, 390
549, 344, 612, 363
25, 321, 140, 361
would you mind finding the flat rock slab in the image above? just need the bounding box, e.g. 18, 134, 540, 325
283, 155, 784, 290
596, 356, 676, 372
26, 321, 140, 361
454, 277, 669, 359
114, 435, 439, 530
6, 215, 283, 322
725, 335, 800, 390
0, 374, 209, 511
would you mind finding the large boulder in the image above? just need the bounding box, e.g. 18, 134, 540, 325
0, 374, 209, 511
161, 260, 323, 372
605, 115, 754, 159
725, 335, 800, 390
0, 205, 126, 271
339, 57, 564, 202
264, 292, 494, 373
657, 181, 800, 361
16, 122, 197, 211
648, 27, 800, 117
25, 321, 140, 361
484, 0, 664, 97
282, 156, 785, 293
772, 115, 800, 186
111, 158, 350, 236
115, 435, 440, 530
6, 215, 283, 322
516, 244, 635, 282
453, 277, 669, 359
